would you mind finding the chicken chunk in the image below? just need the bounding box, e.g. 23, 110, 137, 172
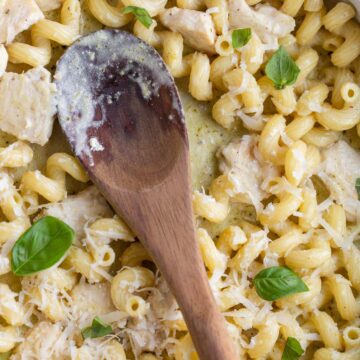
228, 0, 295, 49
319, 140, 360, 222
218, 135, 279, 212
159, 7, 216, 53
0, 0, 43, 44
0, 67, 56, 145
41, 186, 112, 242
35, 0, 63, 11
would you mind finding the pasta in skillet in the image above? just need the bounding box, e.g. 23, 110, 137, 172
0, 0, 360, 359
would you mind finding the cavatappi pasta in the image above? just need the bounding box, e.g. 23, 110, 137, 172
0, 0, 360, 359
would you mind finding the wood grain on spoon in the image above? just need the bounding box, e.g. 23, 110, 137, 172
55, 29, 238, 360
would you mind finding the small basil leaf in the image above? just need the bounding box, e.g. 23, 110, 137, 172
265, 46, 300, 90
253, 266, 309, 301
122, 6, 153, 28
82, 316, 113, 339
282, 337, 304, 360
356, 178, 360, 200
11, 216, 74, 276
232, 28, 252, 49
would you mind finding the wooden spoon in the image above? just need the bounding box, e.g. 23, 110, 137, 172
55, 29, 238, 360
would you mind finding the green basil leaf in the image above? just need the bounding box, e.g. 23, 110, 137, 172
356, 178, 360, 200
253, 266, 309, 301
232, 28, 252, 49
11, 216, 74, 276
82, 316, 113, 339
122, 6, 153, 28
265, 46, 300, 90
282, 337, 304, 360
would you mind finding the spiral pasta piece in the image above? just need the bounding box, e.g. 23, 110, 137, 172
85, 216, 135, 267
323, 2, 356, 32
88, 0, 132, 28
258, 115, 287, 165
331, 21, 360, 68
111, 267, 154, 317
21, 153, 89, 203
7, 0, 81, 67
134, 22, 214, 102
120, 242, 152, 267
296, 8, 325, 46
281, 0, 304, 17
258, 76, 296, 116
315, 98, 360, 131
177, 0, 205, 10
0, 141, 33, 168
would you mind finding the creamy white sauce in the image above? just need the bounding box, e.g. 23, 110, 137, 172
89, 137, 104, 152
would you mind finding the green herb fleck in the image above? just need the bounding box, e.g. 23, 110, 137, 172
122, 6, 153, 29
232, 28, 252, 49
265, 46, 300, 90
282, 337, 304, 360
81, 316, 113, 339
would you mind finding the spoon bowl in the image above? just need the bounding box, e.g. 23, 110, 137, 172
55, 29, 238, 360
56, 30, 185, 189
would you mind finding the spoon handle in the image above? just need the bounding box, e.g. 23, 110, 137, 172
114, 175, 239, 360
153, 223, 239, 360
162, 248, 238, 360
